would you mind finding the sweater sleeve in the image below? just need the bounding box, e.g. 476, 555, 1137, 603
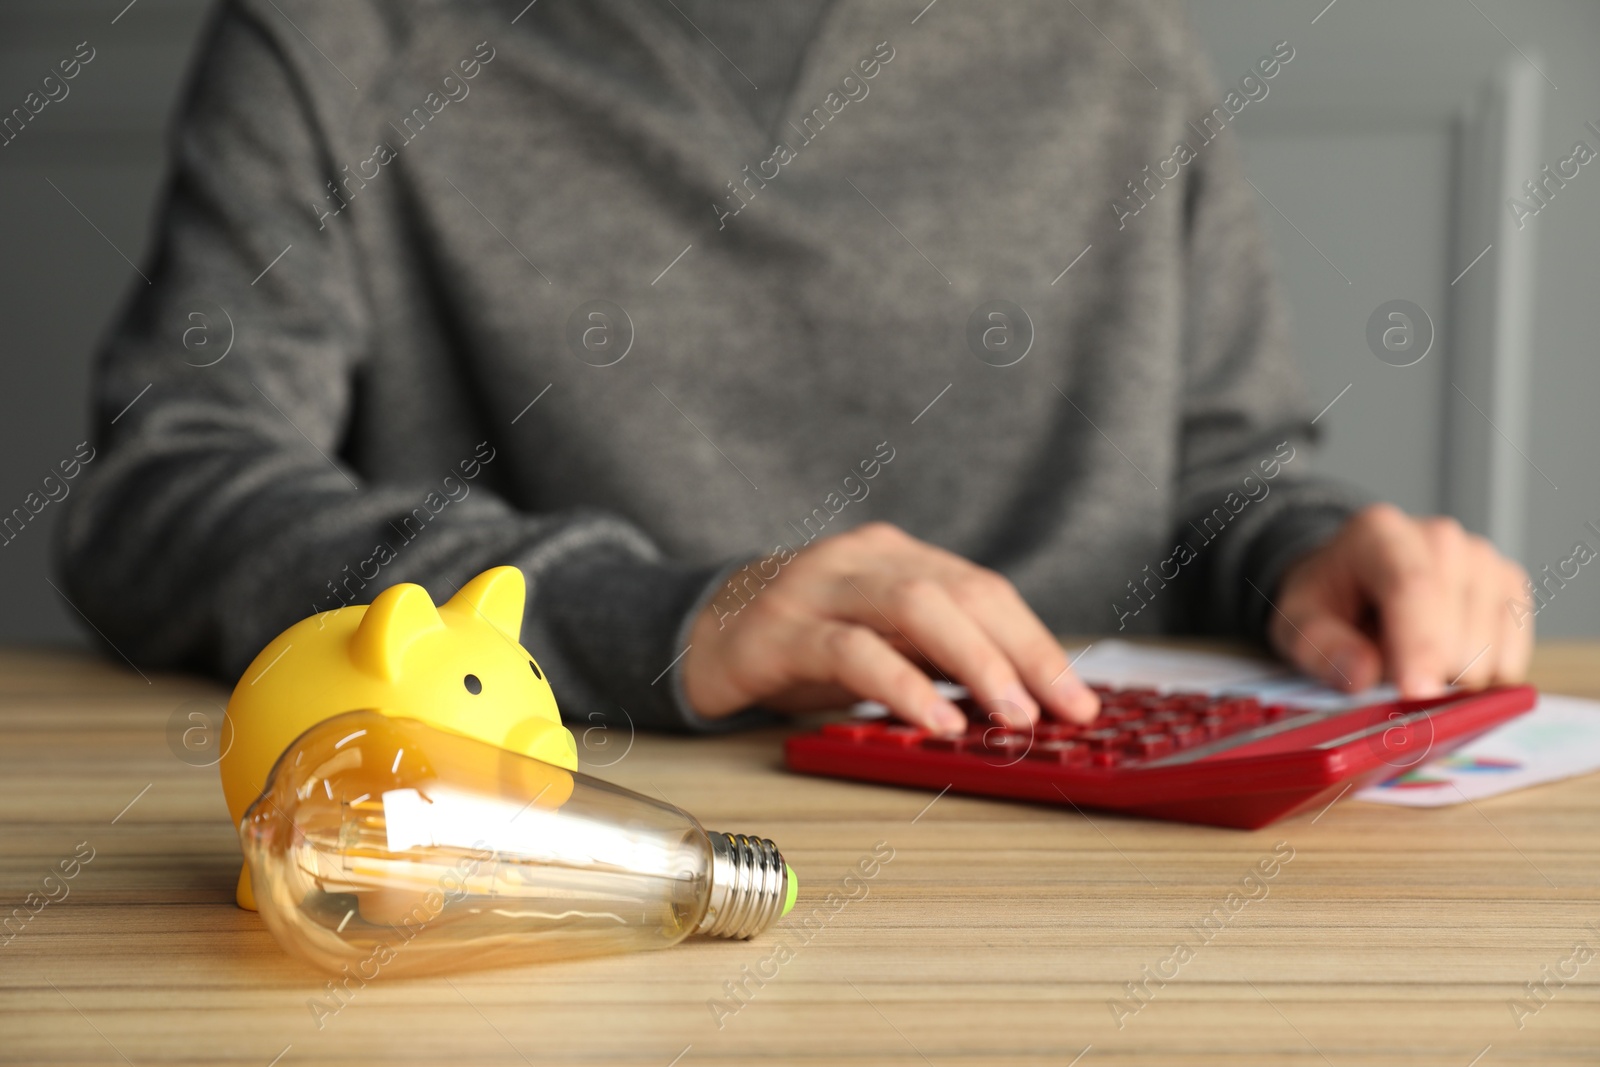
1164, 34, 1367, 641
52, 1, 746, 734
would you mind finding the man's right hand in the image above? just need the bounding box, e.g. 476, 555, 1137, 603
681, 522, 1101, 733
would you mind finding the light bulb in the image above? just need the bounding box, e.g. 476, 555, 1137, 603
239, 710, 796, 977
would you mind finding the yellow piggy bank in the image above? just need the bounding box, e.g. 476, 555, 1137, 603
219, 566, 577, 909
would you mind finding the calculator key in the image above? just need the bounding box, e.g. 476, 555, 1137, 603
977, 732, 1032, 753
921, 735, 967, 753
1026, 740, 1090, 765
1128, 735, 1175, 759
1167, 722, 1200, 748
1082, 728, 1123, 751
870, 725, 927, 747
822, 722, 875, 742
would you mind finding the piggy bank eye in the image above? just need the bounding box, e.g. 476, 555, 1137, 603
463, 674, 482, 695
528, 660, 544, 681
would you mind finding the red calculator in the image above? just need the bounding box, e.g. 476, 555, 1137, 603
784, 684, 1538, 829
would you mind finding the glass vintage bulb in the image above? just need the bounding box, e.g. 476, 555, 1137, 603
240, 710, 795, 977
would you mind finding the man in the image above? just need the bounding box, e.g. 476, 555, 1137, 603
58, 0, 1531, 735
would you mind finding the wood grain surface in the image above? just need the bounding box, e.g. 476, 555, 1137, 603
1, 642, 1597, 1066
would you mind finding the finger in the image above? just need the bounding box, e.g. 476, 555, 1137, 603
1423, 517, 1473, 680
798, 622, 967, 733
1349, 507, 1452, 698
1272, 607, 1383, 691
1495, 560, 1535, 683
948, 570, 1099, 723
827, 534, 1081, 721
1451, 542, 1501, 689
837, 576, 1039, 728
873, 538, 1096, 719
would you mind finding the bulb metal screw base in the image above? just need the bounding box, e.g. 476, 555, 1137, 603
695, 832, 791, 940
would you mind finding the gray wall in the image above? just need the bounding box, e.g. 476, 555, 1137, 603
1, 0, 213, 647
1, 0, 1595, 648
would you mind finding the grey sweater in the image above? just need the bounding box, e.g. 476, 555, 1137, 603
58, 0, 1360, 731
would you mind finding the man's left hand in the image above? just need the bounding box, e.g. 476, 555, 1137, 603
1269, 504, 1533, 696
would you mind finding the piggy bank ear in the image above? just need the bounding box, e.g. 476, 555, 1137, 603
351, 583, 445, 681
443, 566, 526, 640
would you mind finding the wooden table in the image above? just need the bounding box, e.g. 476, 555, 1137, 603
2, 643, 1598, 1066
